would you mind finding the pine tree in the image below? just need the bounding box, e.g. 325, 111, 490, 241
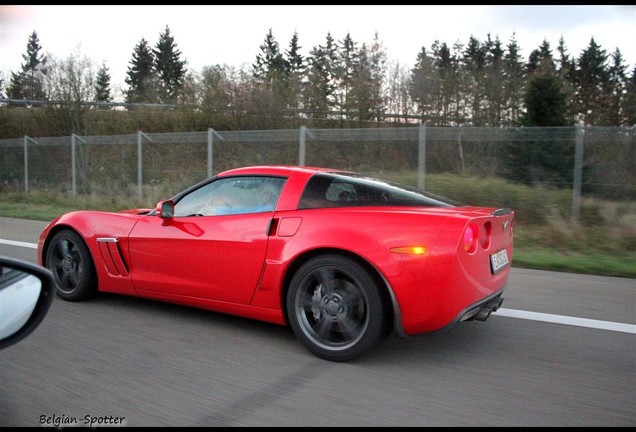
503, 60, 573, 187
427, 41, 449, 124
154, 25, 187, 104
6, 30, 48, 101
606, 48, 628, 126
94, 62, 112, 106
304, 32, 337, 118
623, 65, 636, 126
285, 31, 304, 76
462, 36, 487, 125
409, 46, 437, 119
483, 34, 505, 126
503, 33, 526, 125
284, 30, 305, 112
367, 32, 388, 120
125, 37, 157, 104
575, 38, 611, 126
253, 29, 288, 83
555, 36, 578, 123
527, 39, 555, 73
335, 33, 358, 116
523, 64, 569, 127
252, 28, 290, 116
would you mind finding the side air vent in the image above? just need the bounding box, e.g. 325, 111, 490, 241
97, 237, 129, 276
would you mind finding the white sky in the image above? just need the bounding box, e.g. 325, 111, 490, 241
1, 5, 635, 96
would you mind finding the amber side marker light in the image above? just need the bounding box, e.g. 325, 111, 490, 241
390, 246, 427, 255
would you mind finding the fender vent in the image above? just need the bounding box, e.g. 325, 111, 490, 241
97, 238, 129, 276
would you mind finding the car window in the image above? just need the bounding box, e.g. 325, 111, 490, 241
298, 172, 456, 209
174, 176, 286, 217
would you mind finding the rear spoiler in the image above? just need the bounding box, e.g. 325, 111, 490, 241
491, 208, 513, 216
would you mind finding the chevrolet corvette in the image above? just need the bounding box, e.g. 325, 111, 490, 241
38, 165, 514, 362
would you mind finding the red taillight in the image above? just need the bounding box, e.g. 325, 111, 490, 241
463, 224, 478, 253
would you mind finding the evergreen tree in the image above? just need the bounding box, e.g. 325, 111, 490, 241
555, 36, 578, 123
285, 31, 304, 76
606, 48, 628, 126
252, 28, 289, 115
348, 43, 374, 120
284, 30, 305, 112
522, 63, 569, 127
154, 25, 187, 104
94, 62, 112, 106
409, 46, 437, 119
575, 37, 611, 125
253, 28, 288, 83
462, 36, 487, 125
367, 32, 388, 120
527, 39, 555, 73
6, 30, 48, 101
304, 32, 338, 118
483, 34, 505, 126
335, 33, 359, 116
503, 60, 573, 187
124, 37, 157, 104
623, 65, 636, 126
502, 33, 526, 125
432, 41, 454, 125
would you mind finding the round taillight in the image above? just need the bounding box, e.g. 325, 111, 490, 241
463, 224, 478, 254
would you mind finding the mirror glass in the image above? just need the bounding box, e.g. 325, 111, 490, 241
0, 266, 43, 340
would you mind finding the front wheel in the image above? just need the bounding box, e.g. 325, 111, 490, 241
286, 255, 389, 362
45, 229, 97, 301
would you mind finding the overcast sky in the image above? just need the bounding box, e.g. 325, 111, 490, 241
1, 5, 635, 95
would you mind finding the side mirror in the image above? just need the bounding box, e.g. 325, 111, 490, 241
0, 256, 55, 350
156, 200, 175, 219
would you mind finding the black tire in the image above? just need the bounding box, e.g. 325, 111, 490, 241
45, 229, 97, 301
286, 254, 389, 362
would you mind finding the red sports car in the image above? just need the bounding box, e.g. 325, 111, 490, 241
37, 165, 514, 362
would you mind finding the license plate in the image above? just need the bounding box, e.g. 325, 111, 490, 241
490, 249, 509, 274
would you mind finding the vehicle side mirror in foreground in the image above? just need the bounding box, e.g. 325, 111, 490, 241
0, 256, 55, 350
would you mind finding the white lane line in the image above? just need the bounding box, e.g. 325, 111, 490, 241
494, 308, 636, 334
2, 238, 635, 335
0, 239, 38, 249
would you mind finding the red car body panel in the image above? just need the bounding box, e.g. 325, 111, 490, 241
37, 165, 514, 337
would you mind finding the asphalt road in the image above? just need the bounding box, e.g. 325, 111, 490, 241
0, 216, 634, 426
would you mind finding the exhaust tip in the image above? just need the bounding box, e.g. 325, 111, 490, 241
474, 297, 504, 321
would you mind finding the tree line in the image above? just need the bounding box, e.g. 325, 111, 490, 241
1, 26, 635, 130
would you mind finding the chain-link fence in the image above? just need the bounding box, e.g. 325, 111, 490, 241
1, 126, 634, 215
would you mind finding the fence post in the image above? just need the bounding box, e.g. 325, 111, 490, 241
23, 136, 29, 192
418, 124, 427, 190
207, 129, 224, 177
71, 134, 76, 195
571, 126, 585, 221
137, 131, 153, 199
71, 134, 87, 196
299, 126, 314, 166
22, 136, 38, 192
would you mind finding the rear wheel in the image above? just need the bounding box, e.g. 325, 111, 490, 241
287, 255, 388, 362
45, 230, 97, 301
